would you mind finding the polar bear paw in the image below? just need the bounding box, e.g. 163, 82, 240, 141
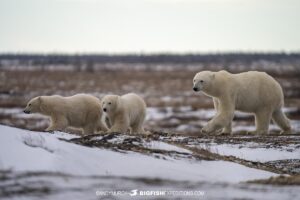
279, 129, 292, 135
201, 124, 216, 134
247, 130, 268, 135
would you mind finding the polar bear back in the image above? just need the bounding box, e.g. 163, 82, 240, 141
120, 93, 146, 124
220, 71, 284, 112
42, 94, 102, 127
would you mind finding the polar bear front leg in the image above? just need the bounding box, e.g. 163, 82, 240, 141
109, 115, 129, 133
46, 116, 68, 132
97, 120, 109, 132
202, 97, 234, 134
221, 122, 232, 135
213, 98, 232, 135
213, 98, 220, 113
83, 124, 96, 135
110, 123, 128, 133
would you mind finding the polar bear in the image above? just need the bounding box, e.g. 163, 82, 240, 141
23, 94, 108, 135
193, 70, 291, 135
101, 93, 147, 134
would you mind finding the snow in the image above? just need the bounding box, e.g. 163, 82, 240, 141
145, 141, 191, 154
198, 143, 300, 162
0, 107, 47, 119
0, 107, 22, 114
0, 125, 276, 183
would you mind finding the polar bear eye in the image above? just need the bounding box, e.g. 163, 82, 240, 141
200, 80, 204, 83
108, 102, 111, 105
29, 104, 31, 106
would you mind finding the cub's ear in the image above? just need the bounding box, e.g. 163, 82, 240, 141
211, 73, 215, 79
116, 96, 121, 107
38, 96, 43, 103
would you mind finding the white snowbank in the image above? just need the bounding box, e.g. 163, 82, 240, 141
0, 125, 276, 183
145, 141, 191, 154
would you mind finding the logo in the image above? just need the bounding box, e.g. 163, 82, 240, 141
130, 189, 138, 196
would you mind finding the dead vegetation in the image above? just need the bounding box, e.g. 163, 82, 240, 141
248, 175, 300, 185
63, 131, 300, 178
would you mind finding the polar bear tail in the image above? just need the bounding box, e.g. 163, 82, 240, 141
272, 108, 292, 133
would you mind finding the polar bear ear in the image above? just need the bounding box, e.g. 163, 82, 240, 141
38, 96, 43, 104
211, 73, 216, 79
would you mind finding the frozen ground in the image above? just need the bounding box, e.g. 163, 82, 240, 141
0, 125, 300, 199
197, 143, 300, 162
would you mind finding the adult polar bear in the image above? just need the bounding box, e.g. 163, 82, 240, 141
101, 93, 147, 134
24, 94, 108, 135
193, 70, 291, 135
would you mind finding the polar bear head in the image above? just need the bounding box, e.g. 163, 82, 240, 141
193, 71, 216, 93
24, 96, 43, 114
101, 95, 121, 115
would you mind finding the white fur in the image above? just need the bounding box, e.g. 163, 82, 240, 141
24, 94, 108, 135
102, 93, 147, 134
193, 70, 291, 135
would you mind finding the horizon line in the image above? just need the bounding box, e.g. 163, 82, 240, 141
0, 50, 300, 56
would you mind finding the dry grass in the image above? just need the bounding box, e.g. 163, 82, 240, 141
0, 68, 299, 133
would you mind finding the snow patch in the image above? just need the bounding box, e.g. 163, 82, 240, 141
0, 125, 276, 183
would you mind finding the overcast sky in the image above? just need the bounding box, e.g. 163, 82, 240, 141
0, 0, 299, 53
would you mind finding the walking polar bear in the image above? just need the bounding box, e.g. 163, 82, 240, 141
23, 94, 108, 135
193, 70, 291, 135
101, 93, 147, 134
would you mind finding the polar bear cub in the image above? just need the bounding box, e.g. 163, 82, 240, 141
24, 94, 108, 135
193, 70, 291, 135
101, 93, 147, 134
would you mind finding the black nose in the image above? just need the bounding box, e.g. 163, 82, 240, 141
193, 87, 198, 91
23, 110, 30, 114
103, 108, 107, 112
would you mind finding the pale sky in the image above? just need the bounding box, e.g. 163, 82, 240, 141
0, 0, 299, 53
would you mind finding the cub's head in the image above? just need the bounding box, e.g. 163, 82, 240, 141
24, 96, 42, 114
193, 71, 215, 93
101, 95, 120, 114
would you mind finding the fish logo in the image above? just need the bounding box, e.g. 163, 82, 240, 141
130, 189, 138, 196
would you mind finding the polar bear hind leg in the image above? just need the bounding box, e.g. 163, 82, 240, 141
250, 109, 272, 135
130, 112, 146, 135
272, 109, 292, 134
46, 116, 68, 132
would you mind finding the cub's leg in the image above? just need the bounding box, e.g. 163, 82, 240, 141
83, 124, 97, 135
46, 116, 68, 132
97, 121, 108, 132
130, 108, 149, 135
109, 115, 129, 133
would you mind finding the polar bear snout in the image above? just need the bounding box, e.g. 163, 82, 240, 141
193, 87, 199, 92
23, 109, 30, 114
